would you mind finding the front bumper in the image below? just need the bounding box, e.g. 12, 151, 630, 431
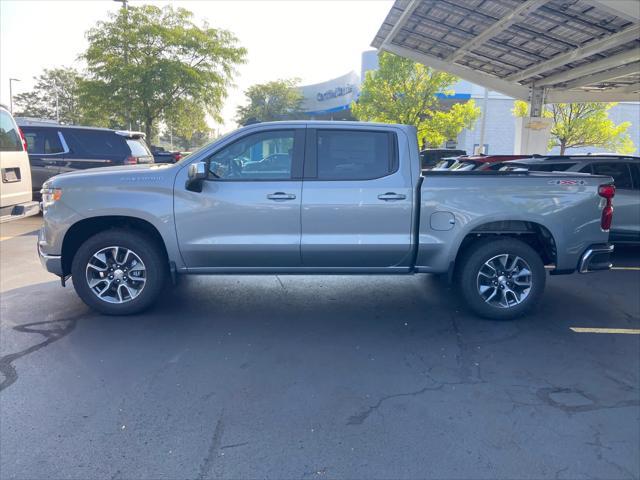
38, 228, 63, 276
579, 243, 614, 273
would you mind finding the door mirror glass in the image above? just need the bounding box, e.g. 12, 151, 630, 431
186, 161, 208, 192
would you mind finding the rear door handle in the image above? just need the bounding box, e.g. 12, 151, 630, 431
267, 192, 297, 201
378, 192, 407, 201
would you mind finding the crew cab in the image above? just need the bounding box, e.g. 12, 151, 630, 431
38, 121, 615, 320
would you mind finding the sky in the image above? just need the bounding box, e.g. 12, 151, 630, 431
0, 0, 393, 132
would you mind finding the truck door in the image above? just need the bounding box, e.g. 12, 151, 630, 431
300, 128, 414, 268
174, 127, 305, 268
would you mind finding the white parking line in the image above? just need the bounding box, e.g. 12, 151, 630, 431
570, 327, 640, 334
611, 267, 640, 271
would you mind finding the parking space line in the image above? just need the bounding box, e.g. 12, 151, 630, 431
611, 267, 640, 271
570, 327, 640, 334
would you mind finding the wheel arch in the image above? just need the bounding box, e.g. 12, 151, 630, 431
452, 220, 557, 278
61, 216, 169, 276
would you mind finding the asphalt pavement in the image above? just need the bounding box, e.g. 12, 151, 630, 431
1, 216, 638, 480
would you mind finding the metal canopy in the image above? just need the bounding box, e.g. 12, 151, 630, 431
372, 0, 640, 103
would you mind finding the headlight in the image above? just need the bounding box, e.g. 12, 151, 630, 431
41, 187, 62, 208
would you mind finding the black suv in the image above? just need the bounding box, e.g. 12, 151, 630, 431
16, 119, 154, 198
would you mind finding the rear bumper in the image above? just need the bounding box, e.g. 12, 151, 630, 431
579, 243, 614, 273
0, 201, 40, 223
38, 229, 63, 276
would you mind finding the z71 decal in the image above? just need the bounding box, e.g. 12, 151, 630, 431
548, 179, 587, 186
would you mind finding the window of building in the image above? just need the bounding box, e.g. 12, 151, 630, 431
315, 130, 395, 180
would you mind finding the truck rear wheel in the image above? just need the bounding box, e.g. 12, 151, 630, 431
456, 237, 545, 320
71, 229, 167, 315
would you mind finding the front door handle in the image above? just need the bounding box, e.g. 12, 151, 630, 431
378, 192, 407, 201
267, 192, 297, 201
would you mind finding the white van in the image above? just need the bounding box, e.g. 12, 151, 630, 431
0, 104, 39, 222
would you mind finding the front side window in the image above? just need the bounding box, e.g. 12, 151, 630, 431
0, 110, 21, 152
316, 130, 394, 180
22, 128, 63, 154
589, 163, 633, 189
208, 130, 294, 180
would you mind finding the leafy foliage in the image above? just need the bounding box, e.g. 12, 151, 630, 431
13, 67, 85, 124
512, 100, 635, 154
236, 78, 304, 125
351, 52, 480, 148
83, 4, 246, 138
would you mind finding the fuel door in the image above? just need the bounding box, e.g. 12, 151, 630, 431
430, 211, 455, 231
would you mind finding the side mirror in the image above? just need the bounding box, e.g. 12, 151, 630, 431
186, 161, 207, 192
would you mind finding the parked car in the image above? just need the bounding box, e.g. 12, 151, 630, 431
38, 121, 615, 320
501, 155, 640, 243
150, 145, 183, 164
16, 119, 154, 198
0, 105, 40, 222
420, 148, 466, 169
446, 155, 532, 171
432, 156, 465, 170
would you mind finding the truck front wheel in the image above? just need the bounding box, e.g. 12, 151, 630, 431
71, 229, 167, 315
456, 237, 546, 320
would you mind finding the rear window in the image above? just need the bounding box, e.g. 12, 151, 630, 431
315, 130, 396, 180
126, 138, 151, 157
65, 129, 128, 156
0, 110, 22, 152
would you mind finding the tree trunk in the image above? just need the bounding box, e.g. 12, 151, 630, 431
559, 141, 566, 155
145, 118, 153, 143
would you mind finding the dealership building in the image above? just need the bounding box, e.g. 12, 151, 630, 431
297, 51, 639, 156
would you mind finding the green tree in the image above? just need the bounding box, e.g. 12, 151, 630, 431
512, 100, 635, 155
13, 67, 85, 124
236, 78, 304, 125
161, 97, 211, 149
83, 4, 246, 139
351, 52, 480, 148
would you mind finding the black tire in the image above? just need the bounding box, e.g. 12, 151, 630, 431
71, 229, 167, 315
456, 237, 546, 320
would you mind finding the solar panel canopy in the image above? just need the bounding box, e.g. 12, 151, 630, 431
372, 0, 640, 103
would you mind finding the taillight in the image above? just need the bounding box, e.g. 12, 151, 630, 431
598, 184, 615, 199
18, 127, 28, 151
173, 153, 182, 162
124, 156, 138, 165
598, 184, 615, 231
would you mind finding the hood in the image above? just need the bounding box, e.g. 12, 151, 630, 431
45, 163, 176, 189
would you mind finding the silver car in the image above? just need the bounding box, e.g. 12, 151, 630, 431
503, 156, 640, 244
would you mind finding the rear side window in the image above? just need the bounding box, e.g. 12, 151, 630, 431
0, 110, 22, 152
22, 128, 63, 154
65, 129, 128, 156
588, 163, 633, 189
126, 138, 151, 157
315, 130, 396, 180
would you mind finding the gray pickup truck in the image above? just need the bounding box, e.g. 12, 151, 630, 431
38, 121, 615, 320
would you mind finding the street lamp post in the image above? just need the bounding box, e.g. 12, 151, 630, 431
9, 78, 20, 114
113, 0, 131, 130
